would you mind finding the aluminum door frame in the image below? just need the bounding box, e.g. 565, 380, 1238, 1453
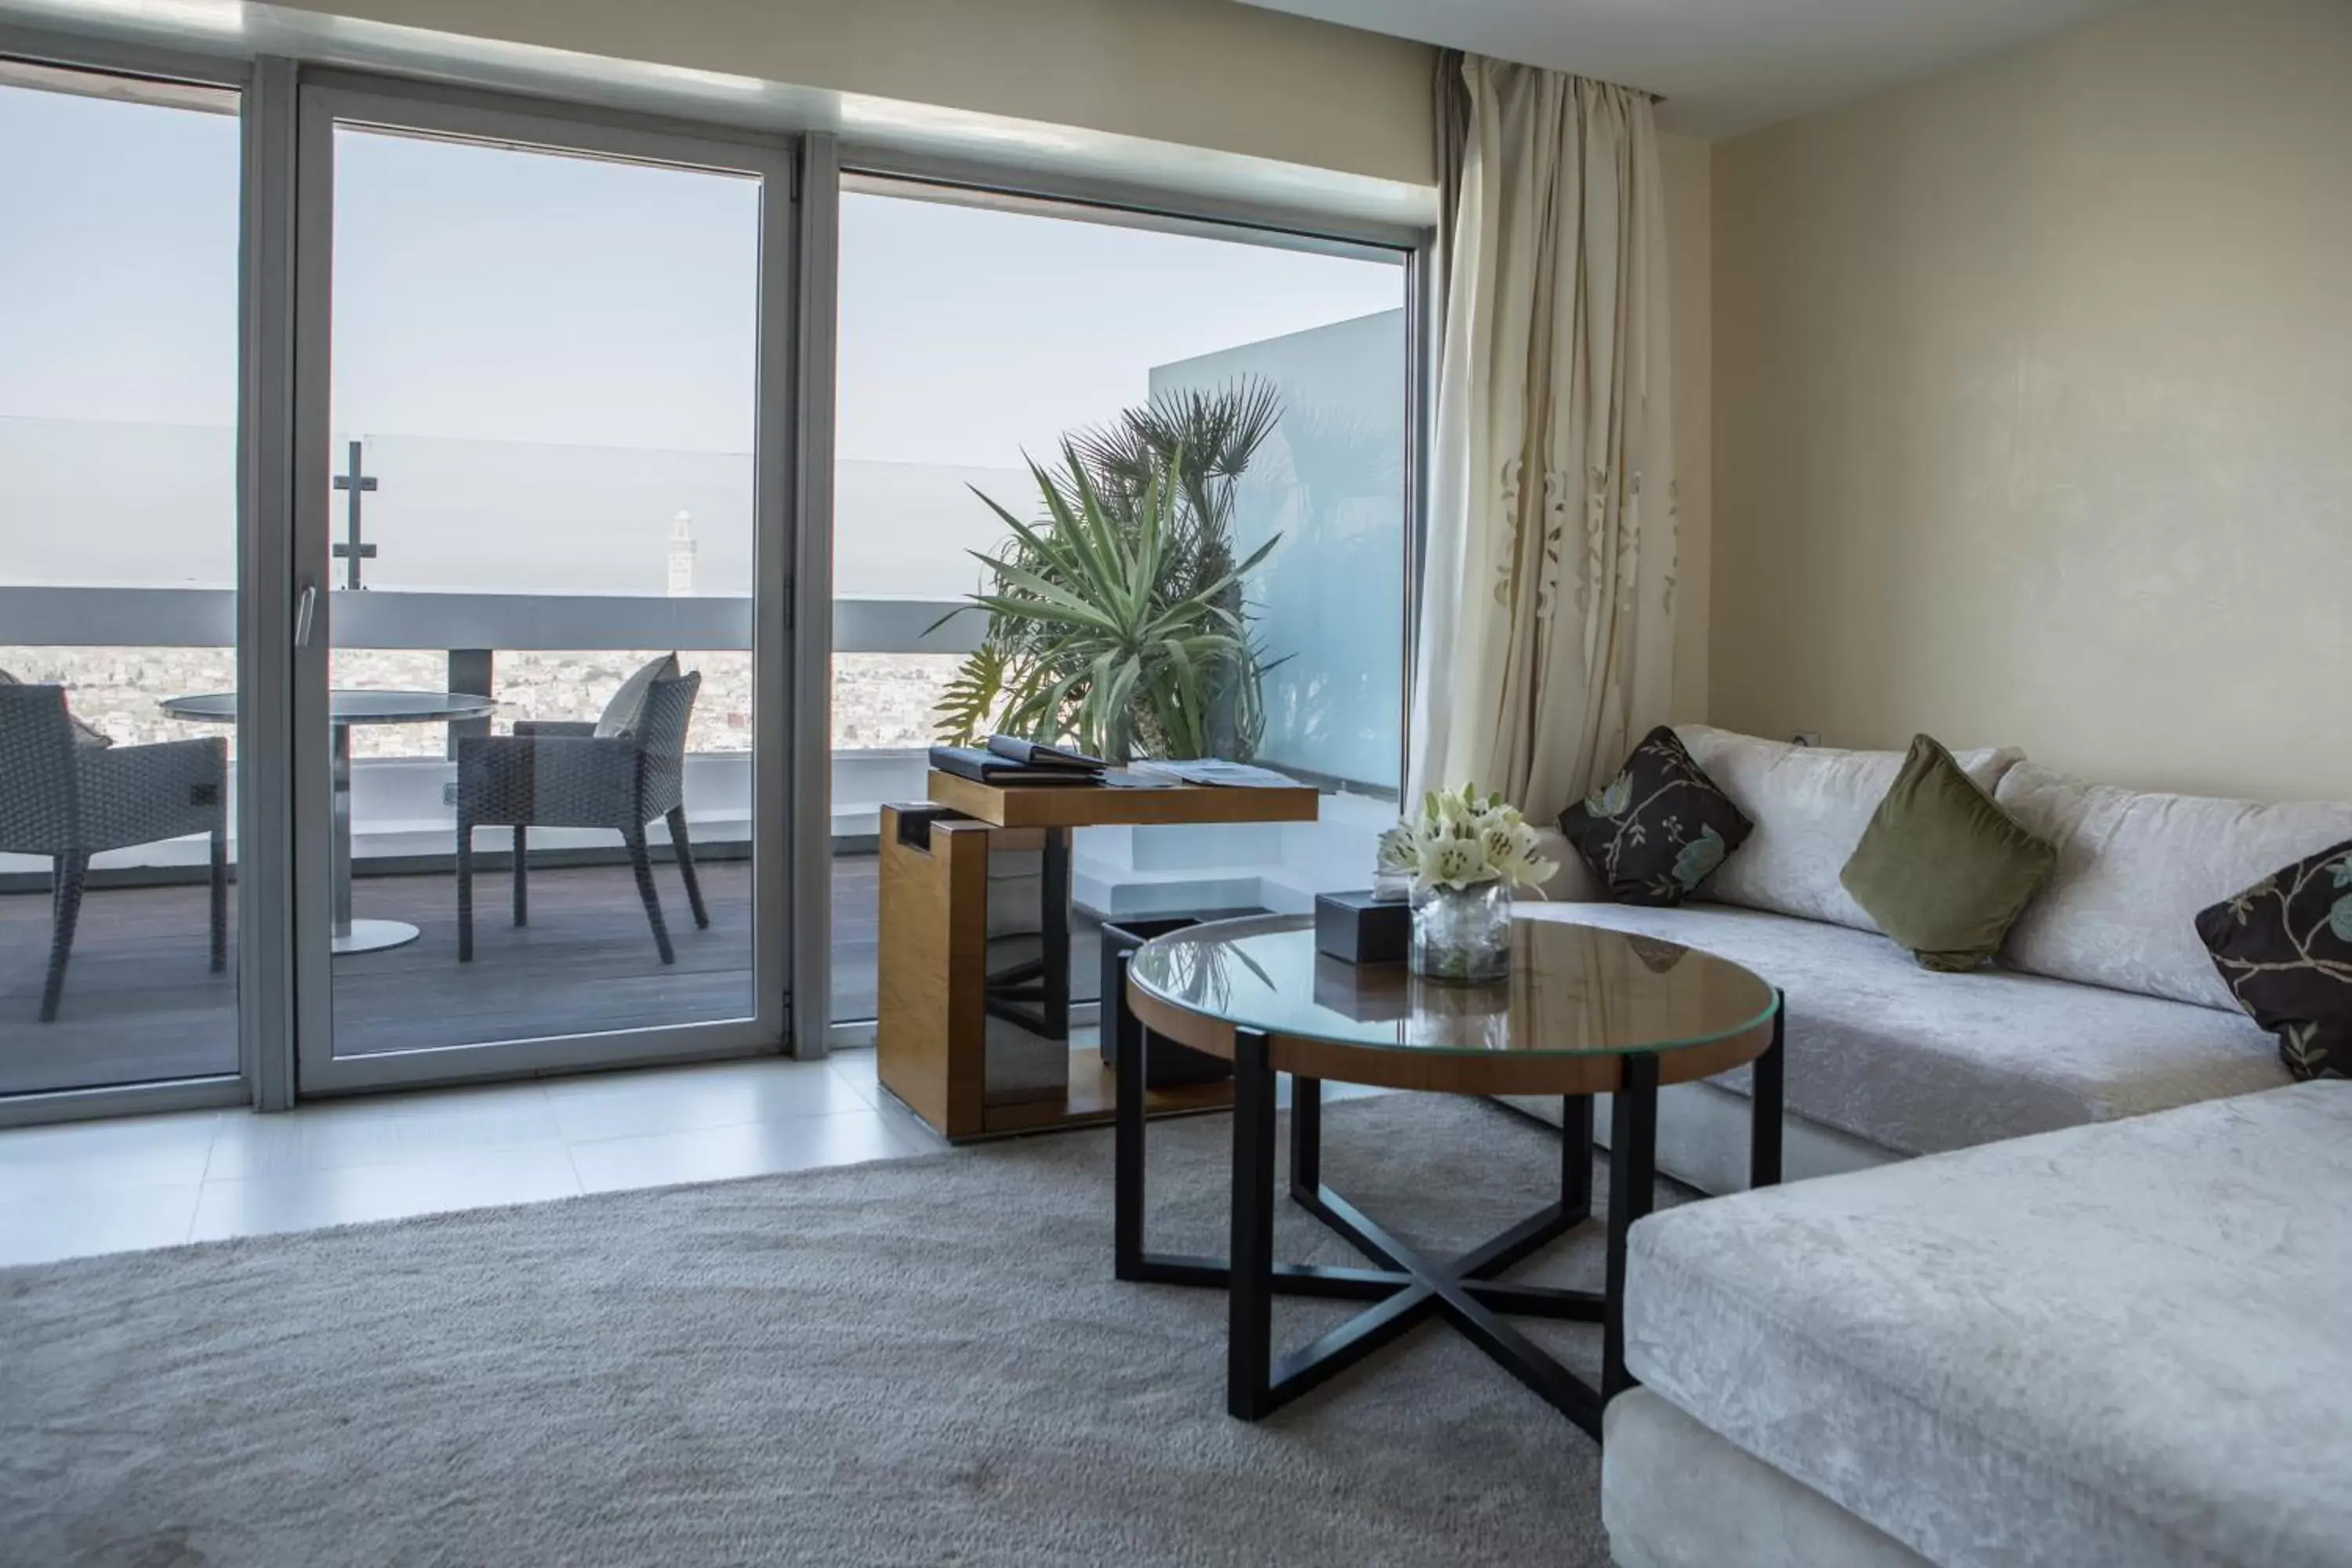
289, 71, 804, 1094
0, 26, 265, 1127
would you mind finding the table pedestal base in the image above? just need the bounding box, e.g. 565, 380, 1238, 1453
332, 918, 421, 956
1115, 1004, 1786, 1440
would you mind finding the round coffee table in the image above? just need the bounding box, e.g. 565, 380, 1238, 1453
1120, 913, 1784, 1436
161, 689, 496, 954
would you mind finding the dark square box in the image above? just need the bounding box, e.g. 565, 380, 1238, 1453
1315, 889, 1410, 964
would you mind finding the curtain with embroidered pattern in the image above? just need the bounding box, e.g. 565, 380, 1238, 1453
1409, 56, 1678, 826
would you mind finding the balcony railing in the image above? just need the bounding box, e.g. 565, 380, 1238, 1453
1, 583, 1388, 916
0, 584, 981, 657
1, 585, 978, 864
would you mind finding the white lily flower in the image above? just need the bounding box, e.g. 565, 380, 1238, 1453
1419, 837, 1491, 892
1384, 782, 1551, 895
1375, 824, 1419, 875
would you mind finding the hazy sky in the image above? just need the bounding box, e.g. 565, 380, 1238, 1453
0, 83, 241, 430
0, 78, 1405, 473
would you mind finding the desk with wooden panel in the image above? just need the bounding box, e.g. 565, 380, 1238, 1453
877, 771, 1320, 1141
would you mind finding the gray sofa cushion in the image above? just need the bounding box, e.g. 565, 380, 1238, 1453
1675, 727, 2024, 935
1624, 1084, 2352, 1568
1519, 902, 2285, 1156
1994, 761, 2352, 1011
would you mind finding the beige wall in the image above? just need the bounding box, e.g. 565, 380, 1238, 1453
1710, 0, 2352, 801
263, 0, 1436, 187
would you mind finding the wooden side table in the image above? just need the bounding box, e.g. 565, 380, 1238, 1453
876, 771, 1319, 1142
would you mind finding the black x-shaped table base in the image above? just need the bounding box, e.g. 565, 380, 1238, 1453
1125, 1180, 1616, 1430
1112, 971, 1786, 1440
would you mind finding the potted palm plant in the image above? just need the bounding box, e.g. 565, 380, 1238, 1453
933, 381, 1286, 764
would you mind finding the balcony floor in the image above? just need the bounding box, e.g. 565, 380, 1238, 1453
0, 855, 1101, 1099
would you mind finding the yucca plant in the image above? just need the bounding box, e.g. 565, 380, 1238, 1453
934, 380, 1287, 763
1065, 379, 1283, 607
934, 443, 1278, 764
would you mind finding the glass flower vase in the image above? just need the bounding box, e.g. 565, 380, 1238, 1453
1409, 880, 1514, 985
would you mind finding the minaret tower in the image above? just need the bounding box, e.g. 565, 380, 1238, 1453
666, 510, 696, 597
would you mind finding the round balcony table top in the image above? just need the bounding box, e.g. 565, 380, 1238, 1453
1124, 913, 1781, 1098
159, 689, 495, 725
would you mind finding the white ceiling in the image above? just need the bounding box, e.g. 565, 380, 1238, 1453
1240, 0, 2147, 139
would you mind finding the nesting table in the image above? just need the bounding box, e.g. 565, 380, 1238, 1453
875, 771, 1320, 1141
1119, 913, 1785, 1438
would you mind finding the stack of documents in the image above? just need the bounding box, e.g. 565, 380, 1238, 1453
1126, 759, 1305, 789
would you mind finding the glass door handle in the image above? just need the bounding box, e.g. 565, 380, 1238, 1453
292, 582, 318, 649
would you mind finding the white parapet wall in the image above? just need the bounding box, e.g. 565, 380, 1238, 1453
1071, 790, 1393, 919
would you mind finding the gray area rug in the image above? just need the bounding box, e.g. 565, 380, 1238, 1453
2, 1094, 1657, 1566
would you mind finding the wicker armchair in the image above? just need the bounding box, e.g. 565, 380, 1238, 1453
0, 684, 227, 1022
454, 670, 710, 964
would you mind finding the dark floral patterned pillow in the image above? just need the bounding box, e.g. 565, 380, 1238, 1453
2196, 839, 2352, 1080
1559, 726, 1753, 906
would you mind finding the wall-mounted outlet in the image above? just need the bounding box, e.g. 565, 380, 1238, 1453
1792, 731, 1820, 748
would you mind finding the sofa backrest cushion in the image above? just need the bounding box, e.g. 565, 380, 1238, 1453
1530, 826, 1603, 902
1994, 762, 2352, 1010
1675, 726, 2025, 932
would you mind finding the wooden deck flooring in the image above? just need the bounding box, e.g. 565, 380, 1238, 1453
0, 855, 1100, 1098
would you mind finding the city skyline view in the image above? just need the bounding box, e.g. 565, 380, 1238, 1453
3, 68, 1410, 790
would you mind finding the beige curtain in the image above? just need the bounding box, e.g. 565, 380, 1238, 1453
1409, 56, 1678, 826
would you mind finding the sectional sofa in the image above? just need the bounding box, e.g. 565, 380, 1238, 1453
1512, 727, 2352, 1567
1606, 1083, 2352, 1568
1523, 726, 2336, 1192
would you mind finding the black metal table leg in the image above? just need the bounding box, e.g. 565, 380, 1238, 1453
1602, 1053, 1660, 1403
1227, 1028, 1279, 1421
1042, 826, 1071, 1040
1120, 1033, 1409, 1308
1290, 1075, 1321, 1201
1562, 1093, 1595, 1220
1112, 949, 1146, 1282
1120, 1031, 1708, 1439
1123, 1069, 1615, 1434
1750, 991, 1786, 1190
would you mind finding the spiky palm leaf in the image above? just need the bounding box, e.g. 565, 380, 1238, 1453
929, 637, 1013, 747
936, 380, 1287, 763
956, 446, 1276, 764
1064, 379, 1283, 607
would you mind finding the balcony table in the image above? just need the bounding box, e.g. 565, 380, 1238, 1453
159, 688, 495, 954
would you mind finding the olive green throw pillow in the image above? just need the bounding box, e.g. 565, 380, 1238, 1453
1840, 735, 2057, 972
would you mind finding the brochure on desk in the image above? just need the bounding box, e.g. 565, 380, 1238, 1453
1125, 759, 1306, 789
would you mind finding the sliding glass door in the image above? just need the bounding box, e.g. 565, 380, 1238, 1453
0, 59, 246, 1102
289, 78, 797, 1090
829, 180, 1414, 1036
3, 32, 1422, 1123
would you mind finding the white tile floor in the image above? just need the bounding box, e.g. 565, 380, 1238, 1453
0, 1048, 947, 1269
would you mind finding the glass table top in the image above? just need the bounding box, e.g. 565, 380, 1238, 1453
1126, 915, 1778, 1059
